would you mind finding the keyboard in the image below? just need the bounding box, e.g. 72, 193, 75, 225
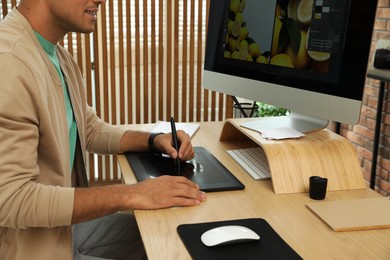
227, 147, 271, 180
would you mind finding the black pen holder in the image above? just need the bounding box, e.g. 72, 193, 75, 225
309, 176, 328, 200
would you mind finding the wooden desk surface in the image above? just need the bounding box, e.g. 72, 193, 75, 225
117, 121, 390, 260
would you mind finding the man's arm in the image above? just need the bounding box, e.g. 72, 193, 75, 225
72, 176, 207, 224
72, 127, 204, 224
119, 129, 195, 161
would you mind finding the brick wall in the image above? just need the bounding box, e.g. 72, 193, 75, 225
339, 0, 390, 196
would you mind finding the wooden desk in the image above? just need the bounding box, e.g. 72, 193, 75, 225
118, 121, 390, 260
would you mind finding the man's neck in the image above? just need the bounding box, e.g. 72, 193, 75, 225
17, 3, 65, 44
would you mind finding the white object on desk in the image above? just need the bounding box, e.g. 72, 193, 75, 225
260, 127, 305, 140
240, 120, 305, 140
149, 121, 200, 138
227, 147, 271, 180
201, 225, 260, 247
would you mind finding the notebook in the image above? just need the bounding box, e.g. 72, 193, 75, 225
149, 121, 200, 138
125, 146, 245, 192
307, 197, 390, 231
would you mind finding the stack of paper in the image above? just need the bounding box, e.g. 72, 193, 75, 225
260, 127, 305, 140
149, 121, 200, 138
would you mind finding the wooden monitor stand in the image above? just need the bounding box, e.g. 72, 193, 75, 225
220, 118, 367, 194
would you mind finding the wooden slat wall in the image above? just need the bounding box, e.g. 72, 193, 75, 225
1, 0, 233, 183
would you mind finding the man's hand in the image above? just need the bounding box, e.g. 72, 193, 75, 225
154, 130, 195, 161
119, 130, 194, 161
124, 175, 207, 209
72, 176, 207, 223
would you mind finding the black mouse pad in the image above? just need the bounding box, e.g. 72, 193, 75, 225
177, 218, 302, 260
125, 146, 245, 192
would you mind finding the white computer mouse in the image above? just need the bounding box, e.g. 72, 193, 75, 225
200, 225, 260, 247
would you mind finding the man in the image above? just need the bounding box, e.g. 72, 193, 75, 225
0, 0, 207, 259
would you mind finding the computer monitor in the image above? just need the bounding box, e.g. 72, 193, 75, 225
203, 0, 378, 133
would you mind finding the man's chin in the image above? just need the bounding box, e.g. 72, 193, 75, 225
75, 26, 96, 34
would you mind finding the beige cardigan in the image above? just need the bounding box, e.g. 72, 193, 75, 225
0, 8, 126, 259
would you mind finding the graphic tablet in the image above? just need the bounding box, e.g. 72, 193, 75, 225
125, 146, 245, 192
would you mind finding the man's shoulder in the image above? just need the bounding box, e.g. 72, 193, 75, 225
0, 17, 26, 54
0, 9, 38, 56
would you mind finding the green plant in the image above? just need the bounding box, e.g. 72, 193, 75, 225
254, 102, 289, 117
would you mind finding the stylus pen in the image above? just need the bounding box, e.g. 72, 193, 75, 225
170, 117, 181, 175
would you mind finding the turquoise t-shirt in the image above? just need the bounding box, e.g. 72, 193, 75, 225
34, 32, 77, 172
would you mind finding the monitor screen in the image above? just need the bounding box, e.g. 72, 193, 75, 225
203, 0, 378, 133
